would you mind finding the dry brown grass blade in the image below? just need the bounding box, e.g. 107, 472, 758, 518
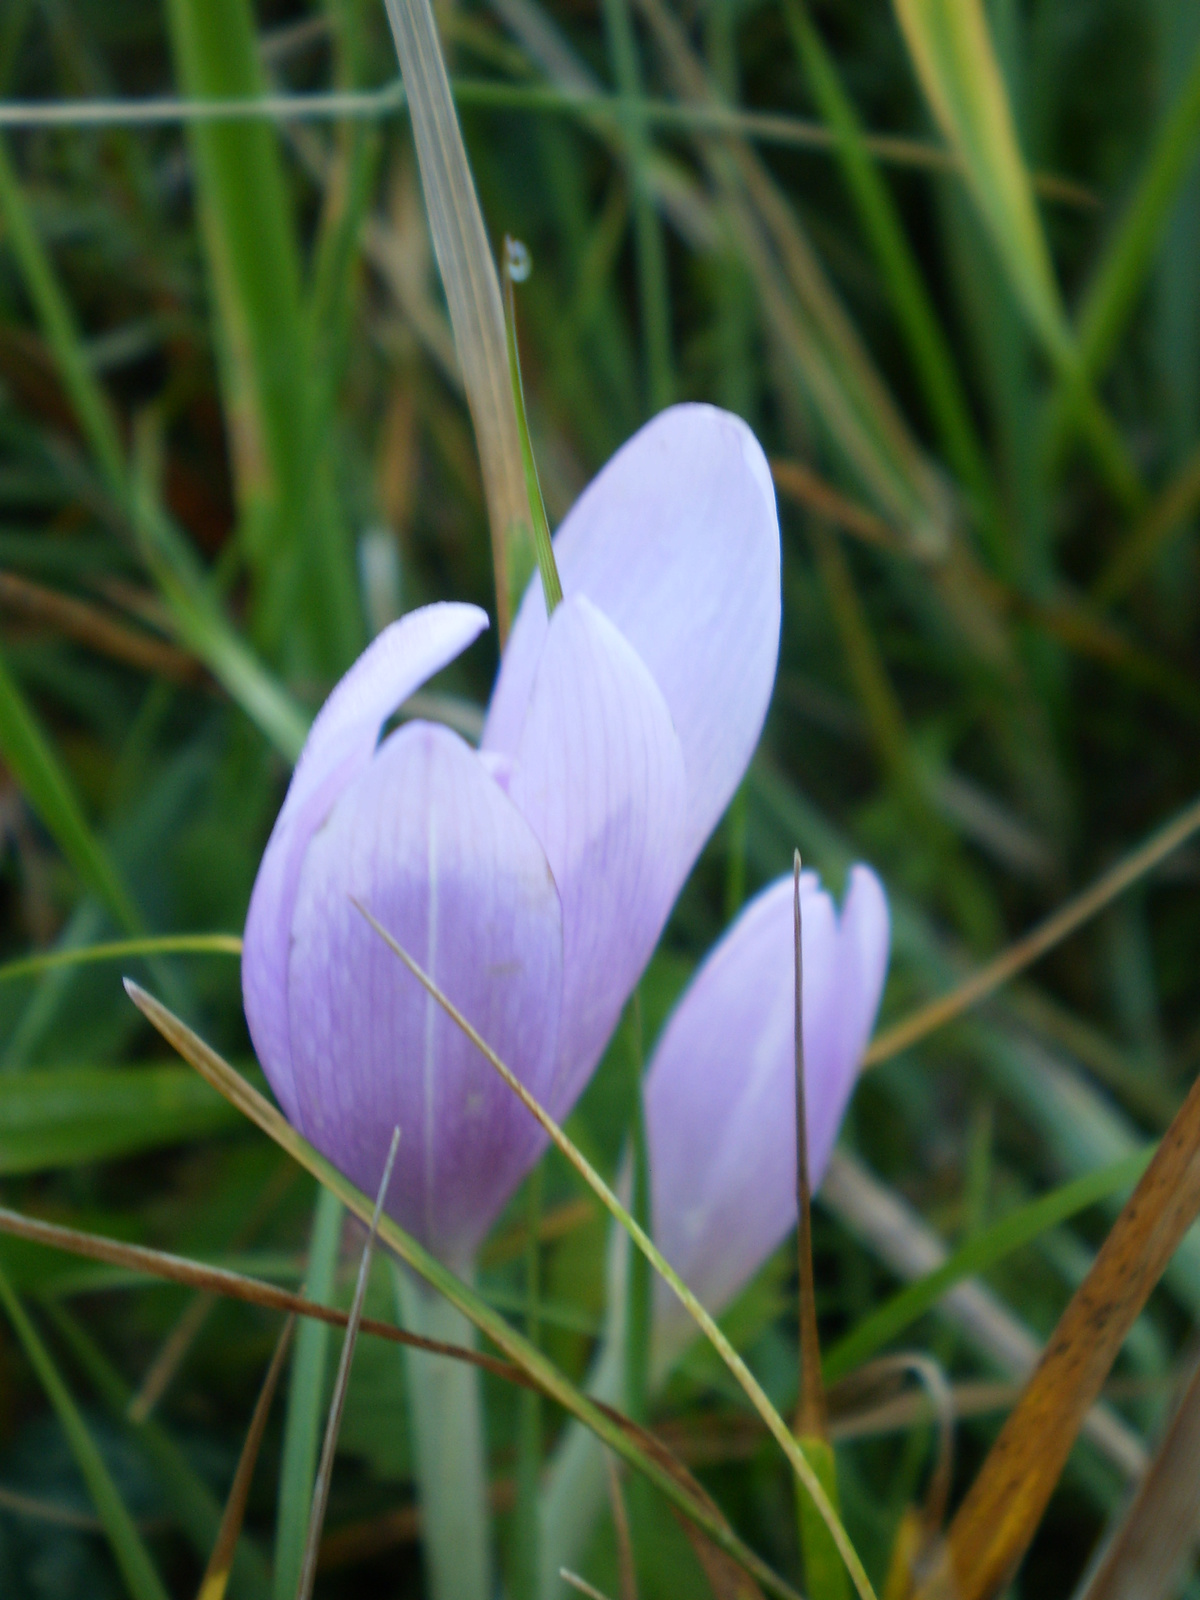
771, 460, 901, 552
0, 1203, 524, 1384
561, 1574, 615, 1600
196, 1316, 294, 1600
820, 1152, 1146, 1480
0, 569, 205, 684
918, 1066, 1200, 1600
864, 789, 1200, 1067
605, 1455, 638, 1600
1073, 1347, 1200, 1600
586, 1399, 765, 1600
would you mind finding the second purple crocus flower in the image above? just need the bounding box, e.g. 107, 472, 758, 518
645, 864, 890, 1374
242, 404, 780, 1268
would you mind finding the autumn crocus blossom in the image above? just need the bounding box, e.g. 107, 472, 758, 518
645, 864, 889, 1375
242, 405, 780, 1268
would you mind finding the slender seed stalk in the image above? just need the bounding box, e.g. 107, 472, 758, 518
502, 236, 564, 616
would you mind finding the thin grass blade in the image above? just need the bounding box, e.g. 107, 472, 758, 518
823, 1149, 1150, 1383
273, 1183, 342, 1600
783, 0, 993, 521
889, 0, 1140, 506
863, 789, 1200, 1067
163, 0, 360, 674
122, 980, 805, 1600
0, 644, 141, 933
44, 1303, 272, 1600
197, 1319, 295, 1600
0, 128, 309, 759
295, 1128, 400, 1600
380, 0, 533, 634
349, 906, 877, 1600
0, 1258, 170, 1600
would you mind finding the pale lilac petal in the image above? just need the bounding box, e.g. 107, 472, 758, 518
284, 722, 562, 1267
506, 595, 688, 1116
645, 867, 889, 1372
242, 604, 487, 1120
485, 405, 780, 869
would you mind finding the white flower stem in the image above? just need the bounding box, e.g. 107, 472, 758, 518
394, 1262, 493, 1600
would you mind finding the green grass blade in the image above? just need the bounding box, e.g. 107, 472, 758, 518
0, 1258, 171, 1600
890, 0, 1060, 354
784, 0, 995, 524
600, 0, 674, 412
824, 1149, 1150, 1382
0, 125, 309, 760
0, 134, 124, 490
0, 934, 242, 985
273, 1183, 342, 1600
163, 0, 360, 676
0, 642, 141, 934
1075, 31, 1200, 383
0, 1064, 241, 1174
890, 0, 1142, 507
125, 980, 806, 1600
636, 0, 951, 557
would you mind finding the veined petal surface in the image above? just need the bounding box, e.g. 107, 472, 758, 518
507, 596, 688, 1115
242, 603, 487, 1119
646, 866, 889, 1374
285, 721, 563, 1266
485, 405, 780, 870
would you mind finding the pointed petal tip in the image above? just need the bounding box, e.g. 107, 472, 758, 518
486, 405, 781, 868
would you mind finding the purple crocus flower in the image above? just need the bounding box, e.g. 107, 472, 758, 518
242, 404, 780, 1269
645, 864, 889, 1372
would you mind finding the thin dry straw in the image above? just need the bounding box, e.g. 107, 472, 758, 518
0, 1203, 520, 1379
863, 788, 1200, 1067
195, 1317, 295, 1600
0, 86, 1096, 205
295, 1127, 401, 1600
560, 1573, 615, 1600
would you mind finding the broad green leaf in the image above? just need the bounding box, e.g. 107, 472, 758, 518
0, 1063, 242, 1174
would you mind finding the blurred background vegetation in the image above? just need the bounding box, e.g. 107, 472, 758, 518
1, 0, 1200, 1594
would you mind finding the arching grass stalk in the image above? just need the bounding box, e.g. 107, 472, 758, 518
124, 979, 806, 1600
353, 903, 879, 1600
